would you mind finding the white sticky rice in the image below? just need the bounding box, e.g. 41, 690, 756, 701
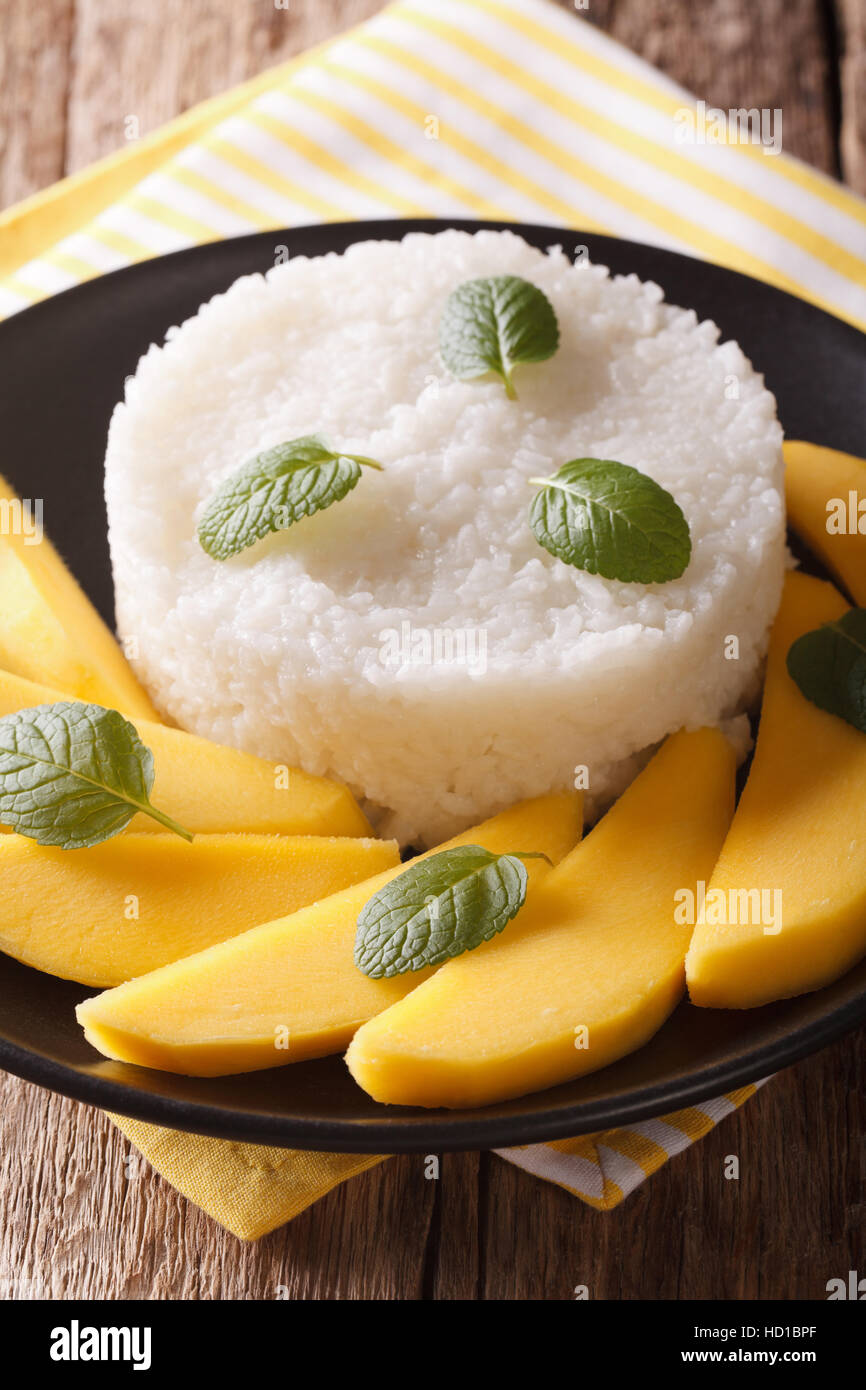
105, 230, 785, 845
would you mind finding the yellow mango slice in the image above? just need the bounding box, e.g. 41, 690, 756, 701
346, 729, 735, 1109
687, 569, 866, 1007
0, 474, 159, 720
76, 791, 583, 1075
1, 832, 399, 986
0, 666, 371, 837
784, 441, 866, 605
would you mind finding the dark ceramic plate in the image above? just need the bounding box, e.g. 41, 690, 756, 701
0, 219, 864, 1152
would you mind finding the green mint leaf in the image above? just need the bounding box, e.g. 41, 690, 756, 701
786, 609, 866, 734
197, 435, 383, 560
439, 275, 559, 399
354, 844, 545, 978
529, 458, 691, 583
0, 702, 193, 849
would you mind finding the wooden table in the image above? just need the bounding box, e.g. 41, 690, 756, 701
1, 0, 864, 1300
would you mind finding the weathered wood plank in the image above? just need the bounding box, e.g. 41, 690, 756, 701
481, 1027, 866, 1300
0, 1073, 441, 1299
0, 0, 75, 208
838, 0, 866, 191
64, 0, 387, 174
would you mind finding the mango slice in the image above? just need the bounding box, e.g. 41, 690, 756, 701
346, 729, 735, 1109
0, 474, 159, 720
687, 569, 866, 1008
784, 441, 866, 605
76, 792, 583, 1075
0, 667, 371, 837
1, 832, 399, 986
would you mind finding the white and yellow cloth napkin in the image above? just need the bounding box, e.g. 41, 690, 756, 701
2, 0, 865, 322
111, 1083, 767, 1241
1, 0, 861, 1238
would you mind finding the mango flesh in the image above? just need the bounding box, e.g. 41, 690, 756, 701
76, 791, 583, 1075
346, 729, 735, 1109
687, 570, 866, 1008
0, 666, 371, 838
0, 474, 159, 720
1, 832, 399, 986
784, 441, 866, 605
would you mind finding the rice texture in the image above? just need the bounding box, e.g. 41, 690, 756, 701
105, 230, 785, 845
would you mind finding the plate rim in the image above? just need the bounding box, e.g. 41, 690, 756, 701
1, 215, 865, 1152
3, 215, 865, 350
1, 978, 865, 1151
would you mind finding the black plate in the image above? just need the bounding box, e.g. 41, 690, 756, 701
0, 219, 864, 1152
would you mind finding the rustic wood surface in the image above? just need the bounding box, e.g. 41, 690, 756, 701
0, 0, 864, 1301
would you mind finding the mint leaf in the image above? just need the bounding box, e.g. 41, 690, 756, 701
787, 609, 866, 734
355, 844, 547, 978
439, 275, 559, 399
198, 435, 383, 560
0, 702, 193, 849
529, 458, 691, 583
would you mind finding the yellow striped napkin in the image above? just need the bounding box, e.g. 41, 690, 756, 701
110, 1083, 768, 1241
1, 0, 860, 1238
1, 0, 864, 322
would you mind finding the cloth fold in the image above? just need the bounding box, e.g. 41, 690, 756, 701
1, 0, 864, 324
111, 1083, 766, 1240
4, 0, 861, 1237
